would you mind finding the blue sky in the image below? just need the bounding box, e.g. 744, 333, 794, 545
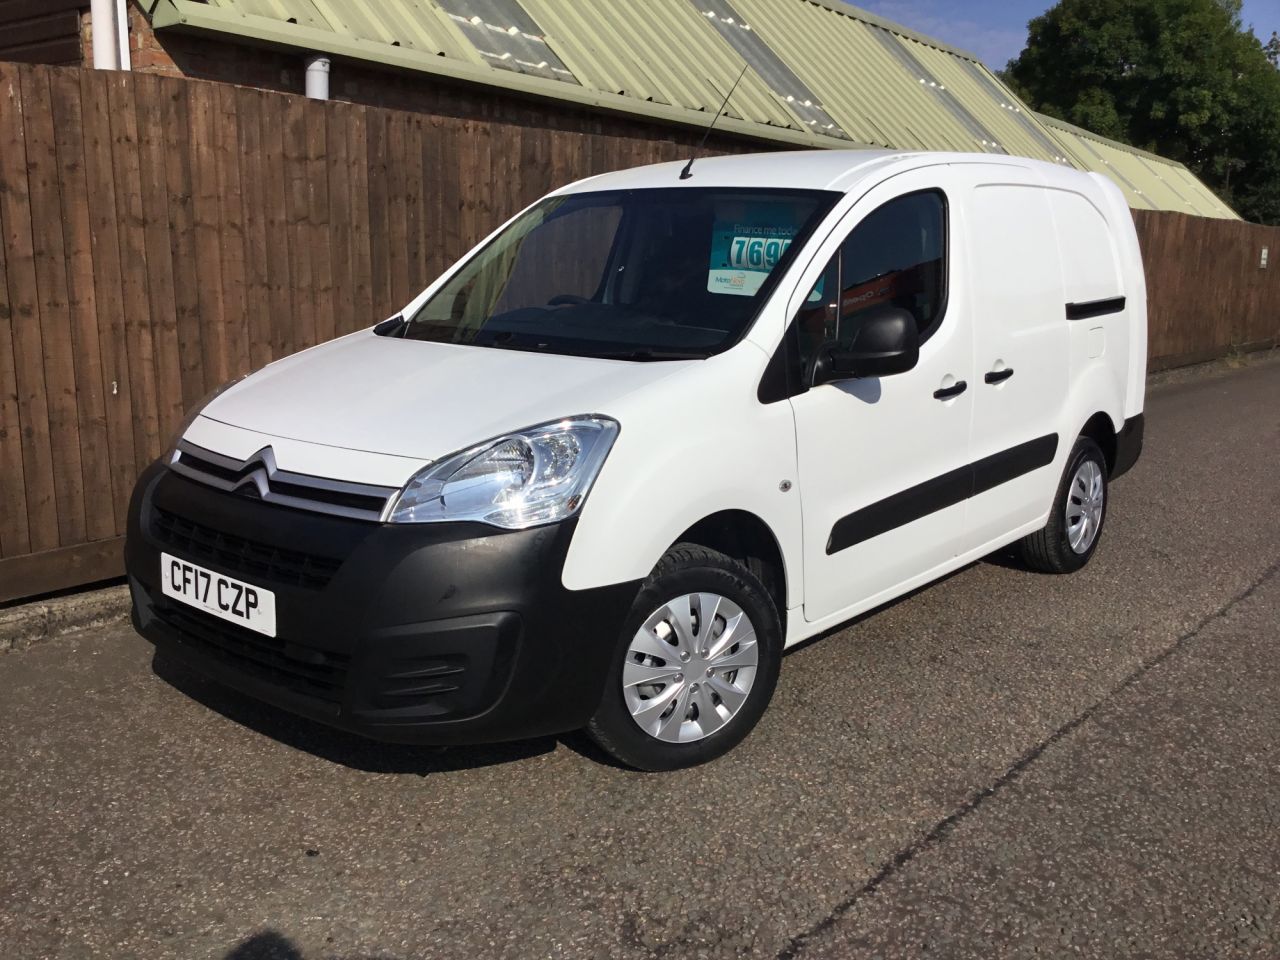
851, 0, 1279, 69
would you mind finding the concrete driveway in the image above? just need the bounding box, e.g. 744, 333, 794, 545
2, 357, 1278, 960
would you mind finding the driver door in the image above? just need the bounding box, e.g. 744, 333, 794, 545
789, 178, 973, 624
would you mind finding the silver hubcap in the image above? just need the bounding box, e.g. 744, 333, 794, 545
622, 592, 759, 744
1066, 459, 1105, 554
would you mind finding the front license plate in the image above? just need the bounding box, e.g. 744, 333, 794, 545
160, 552, 277, 637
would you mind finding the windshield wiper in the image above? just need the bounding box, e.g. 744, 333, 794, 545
483, 334, 705, 361
592, 348, 707, 362
486, 336, 554, 353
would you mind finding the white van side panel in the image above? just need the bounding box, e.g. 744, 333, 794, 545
560, 341, 805, 608
1091, 173, 1148, 418
1048, 186, 1129, 438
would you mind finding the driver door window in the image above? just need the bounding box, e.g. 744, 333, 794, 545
798, 190, 947, 371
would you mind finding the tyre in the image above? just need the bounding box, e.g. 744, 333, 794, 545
1018, 436, 1108, 574
586, 544, 782, 771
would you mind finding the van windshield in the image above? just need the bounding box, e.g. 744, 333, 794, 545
392, 187, 838, 360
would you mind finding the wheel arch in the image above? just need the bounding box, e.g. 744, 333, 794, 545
669, 510, 790, 633
1078, 410, 1119, 475
1064, 353, 1127, 477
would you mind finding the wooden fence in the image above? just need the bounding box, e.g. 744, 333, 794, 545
0, 62, 1277, 602
1133, 210, 1280, 370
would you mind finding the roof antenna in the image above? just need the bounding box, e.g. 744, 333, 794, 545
680, 64, 749, 181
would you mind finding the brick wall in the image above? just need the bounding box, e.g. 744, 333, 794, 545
122, 4, 306, 89
126, 5, 178, 74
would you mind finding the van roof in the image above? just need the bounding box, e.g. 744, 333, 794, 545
555, 149, 1098, 196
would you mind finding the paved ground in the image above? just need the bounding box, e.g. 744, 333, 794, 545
2, 356, 1278, 960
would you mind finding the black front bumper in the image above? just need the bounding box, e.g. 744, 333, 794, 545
126, 462, 639, 745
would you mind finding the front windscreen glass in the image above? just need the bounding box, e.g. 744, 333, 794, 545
395, 187, 838, 360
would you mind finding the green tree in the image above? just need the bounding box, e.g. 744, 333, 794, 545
1003, 0, 1280, 224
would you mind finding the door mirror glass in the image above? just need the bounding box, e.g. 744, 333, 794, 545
815, 306, 920, 383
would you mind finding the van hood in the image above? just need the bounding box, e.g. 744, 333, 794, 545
201, 333, 691, 462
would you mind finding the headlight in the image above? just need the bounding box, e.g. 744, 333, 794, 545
386, 416, 619, 528
165, 375, 247, 459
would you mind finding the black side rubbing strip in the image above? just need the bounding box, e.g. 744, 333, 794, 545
970, 434, 1059, 498
1066, 297, 1126, 321
826, 434, 1059, 555
826, 467, 972, 556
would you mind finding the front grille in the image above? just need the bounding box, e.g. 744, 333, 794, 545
170, 442, 398, 522
156, 602, 350, 705
151, 507, 343, 590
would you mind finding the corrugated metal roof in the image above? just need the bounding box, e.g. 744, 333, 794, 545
145, 0, 1237, 219
523, 0, 807, 133
206, 0, 474, 59
733, 0, 988, 152
1036, 113, 1238, 220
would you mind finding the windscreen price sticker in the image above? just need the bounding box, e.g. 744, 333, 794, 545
728, 235, 792, 272
709, 217, 799, 297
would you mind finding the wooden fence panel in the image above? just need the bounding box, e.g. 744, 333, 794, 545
281, 94, 315, 355
1134, 210, 1280, 370
0, 62, 1276, 601
235, 86, 272, 373
22, 65, 84, 547
49, 69, 113, 544
214, 82, 251, 387
345, 105, 374, 332
0, 95, 30, 558
304, 99, 336, 346
110, 74, 164, 471
134, 73, 184, 447
0, 62, 59, 555
83, 69, 139, 530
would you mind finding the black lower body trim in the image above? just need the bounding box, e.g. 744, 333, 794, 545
1111, 413, 1144, 480
125, 462, 641, 745
827, 434, 1059, 555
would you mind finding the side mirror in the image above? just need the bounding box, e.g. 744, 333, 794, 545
817, 306, 920, 383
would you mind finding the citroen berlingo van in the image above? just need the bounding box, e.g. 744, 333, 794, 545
126, 150, 1146, 770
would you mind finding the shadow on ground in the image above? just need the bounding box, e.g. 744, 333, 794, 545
226, 930, 401, 960
152, 654, 563, 775
151, 558, 1012, 776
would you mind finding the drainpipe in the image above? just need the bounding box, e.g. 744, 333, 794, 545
90, 0, 131, 70
305, 55, 330, 100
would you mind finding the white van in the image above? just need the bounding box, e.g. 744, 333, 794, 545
126, 150, 1146, 770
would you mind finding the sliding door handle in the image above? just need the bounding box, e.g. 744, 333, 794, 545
984, 368, 1015, 385
933, 380, 968, 400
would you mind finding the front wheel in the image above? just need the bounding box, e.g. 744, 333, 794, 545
1018, 436, 1108, 574
587, 544, 782, 771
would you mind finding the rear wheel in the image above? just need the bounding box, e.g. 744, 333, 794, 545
587, 544, 782, 771
1018, 436, 1108, 574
